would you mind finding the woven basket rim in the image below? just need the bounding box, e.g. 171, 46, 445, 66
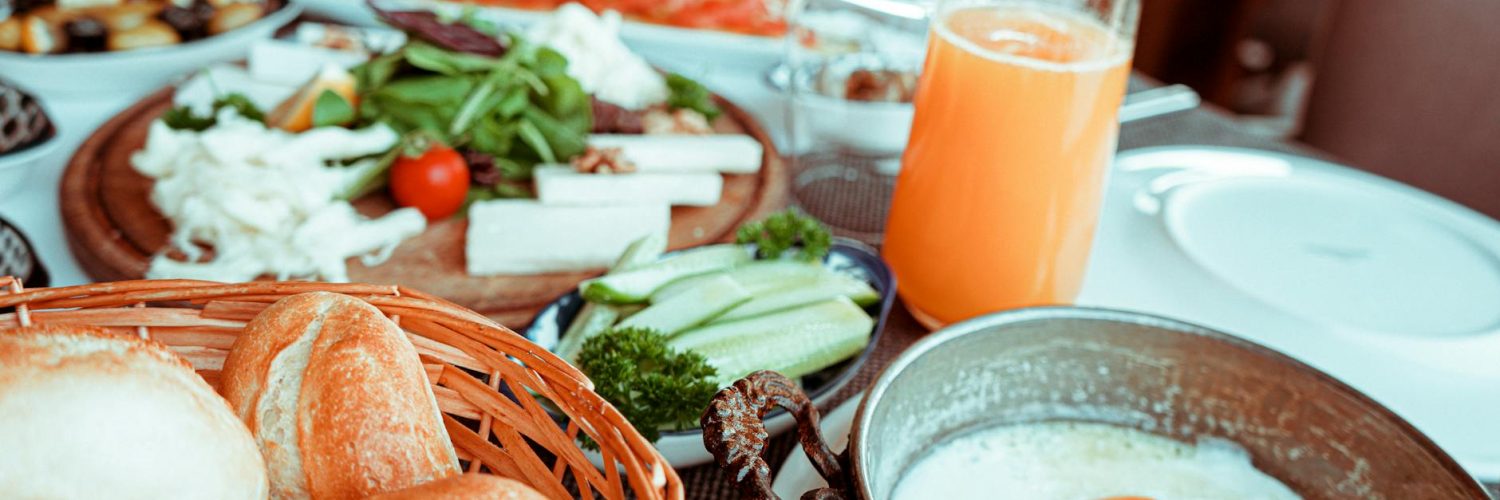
0, 276, 683, 500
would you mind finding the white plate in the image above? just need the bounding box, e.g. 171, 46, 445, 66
0, 2, 302, 99
300, 0, 783, 68
1079, 146, 1500, 480
771, 392, 860, 499
0, 134, 63, 199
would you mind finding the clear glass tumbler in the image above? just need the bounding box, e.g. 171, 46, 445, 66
780, 0, 930, 244
882, 0, 1139, 329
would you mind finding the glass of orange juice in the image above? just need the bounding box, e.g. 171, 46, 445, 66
883, 0, 1139, 329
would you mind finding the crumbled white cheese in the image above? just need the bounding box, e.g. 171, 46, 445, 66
132, 110, 425, 282
526, 3, 670, 110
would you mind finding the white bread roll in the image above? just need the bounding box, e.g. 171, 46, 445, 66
0, 325, 268, 499
221, 292, 460, 499
367, 474, 548, 500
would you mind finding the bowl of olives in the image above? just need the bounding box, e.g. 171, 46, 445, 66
0, 0, 300, 97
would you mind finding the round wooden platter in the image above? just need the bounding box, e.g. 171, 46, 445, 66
61, 86, 789, 327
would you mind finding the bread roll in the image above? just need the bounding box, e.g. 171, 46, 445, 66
367, 474, 548, 500
207, 2, 264, 35
20, 15, 64, 54
106, 19, 179, 51
0, 325, 268, 499
0, 18, 21, 52
221, 292, 460, 499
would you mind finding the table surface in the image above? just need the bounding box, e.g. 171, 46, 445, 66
5, 54, 1495, 499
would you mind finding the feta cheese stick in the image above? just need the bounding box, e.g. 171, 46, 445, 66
587, 134, 762, 174
465, 200, 670, 276
533, 166, 723, 207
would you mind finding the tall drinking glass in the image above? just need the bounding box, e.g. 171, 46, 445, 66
882, 0, 1138, 329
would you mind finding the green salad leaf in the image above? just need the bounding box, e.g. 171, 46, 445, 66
162, 92, 265, 131
666, 73, 722, 121
311, 89, 356, 128
575, 326, 719, 446
354, 36, 590, 181
736, 210, 834, 262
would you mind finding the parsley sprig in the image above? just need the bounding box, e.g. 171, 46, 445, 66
736, 210, 833, 262
576, 327, 719, 446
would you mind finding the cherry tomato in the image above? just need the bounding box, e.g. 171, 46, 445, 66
390, 144, 470, 220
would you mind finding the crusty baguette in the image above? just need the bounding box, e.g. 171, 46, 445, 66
366, 474, 548, 500
222, 292, 460, 499
0, 325, 268, 499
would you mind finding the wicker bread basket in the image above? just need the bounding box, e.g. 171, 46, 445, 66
0, 276, 681, 500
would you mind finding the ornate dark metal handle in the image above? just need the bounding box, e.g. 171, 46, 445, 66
702, 370, 852, 500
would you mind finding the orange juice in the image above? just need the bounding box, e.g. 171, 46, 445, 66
883, 3, 1132, 329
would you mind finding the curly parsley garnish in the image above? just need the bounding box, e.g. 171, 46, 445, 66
576, 327, 719, 446
736, 210, 833, 262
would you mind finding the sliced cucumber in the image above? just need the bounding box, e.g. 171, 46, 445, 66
555, 302, 620, 363
613, 232, 668, 271
669, 297, 874, 387
618, 275, 751, 335
714, 276, 879, 323
651, 260, 826, 302
579, 245, 751, 304
556, 233, 667, 361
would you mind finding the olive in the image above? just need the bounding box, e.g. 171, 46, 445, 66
158, 5, 205, 40
190, 0, 216, 24
63, 16, 107, 53
13, 0, 52, 14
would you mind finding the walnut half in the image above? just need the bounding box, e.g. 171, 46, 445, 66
571, 146, 637, 174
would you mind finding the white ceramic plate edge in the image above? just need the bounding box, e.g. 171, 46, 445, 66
771, 391, 860, 498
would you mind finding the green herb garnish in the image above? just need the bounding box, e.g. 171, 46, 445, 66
666, 73, 722, 121
575, 327, 719, 446
736, 210, 833, 262
161, 93, 265, 131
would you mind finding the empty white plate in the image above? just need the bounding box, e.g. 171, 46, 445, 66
1081, 146, 1500, 479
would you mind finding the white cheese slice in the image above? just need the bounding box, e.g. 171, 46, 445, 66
465, 200, 670, 276
587, 135, 763, 174
533, 166, 723, 207
248, 40, 369, 86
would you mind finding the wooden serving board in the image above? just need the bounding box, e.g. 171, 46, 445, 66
61, 86, 788, 327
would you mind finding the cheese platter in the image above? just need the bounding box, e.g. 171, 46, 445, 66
59, 10, 788, 326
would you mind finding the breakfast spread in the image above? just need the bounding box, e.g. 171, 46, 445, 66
0, 79, 53, 155
0, 0, 280, 54
0, 325, 268, 499
892, 422, 1300, 499
19, 0, 1489, 497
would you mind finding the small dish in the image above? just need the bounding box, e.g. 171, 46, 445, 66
784, 54, 917, 156
0, 129, 60, 200
525, 239, 897, 467
0, 1, 301, 98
